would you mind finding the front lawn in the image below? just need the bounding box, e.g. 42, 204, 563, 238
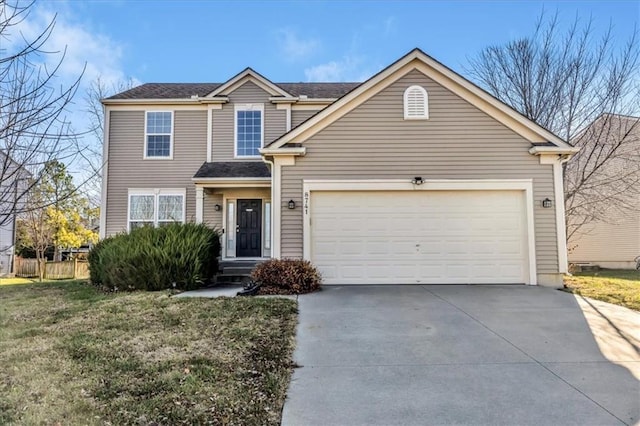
0, 277, 43, 286
0, 280, 298, 425
564, 269, 640, 311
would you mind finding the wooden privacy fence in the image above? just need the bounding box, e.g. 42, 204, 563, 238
14, 257, 90, 279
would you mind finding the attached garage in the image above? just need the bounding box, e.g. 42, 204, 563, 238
303, 180, 537, 285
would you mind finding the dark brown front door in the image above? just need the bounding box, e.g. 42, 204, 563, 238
237, 199, 262, 257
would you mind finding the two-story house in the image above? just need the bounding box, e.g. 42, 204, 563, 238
101, 49, 577, 286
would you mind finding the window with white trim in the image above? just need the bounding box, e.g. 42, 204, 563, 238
235, 104, 263, 157
128, 189, 185, 230
145, 111, 173, 158
403, 85, 429, 120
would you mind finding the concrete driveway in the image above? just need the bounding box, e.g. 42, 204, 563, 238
281, 285, 640, 426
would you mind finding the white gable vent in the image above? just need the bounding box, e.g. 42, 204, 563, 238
403, 85, 429, 120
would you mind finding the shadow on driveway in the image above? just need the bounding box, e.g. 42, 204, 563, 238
282, 285, 640, 426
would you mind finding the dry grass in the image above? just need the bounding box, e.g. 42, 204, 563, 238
0, 277, 42, 286
0, 281, 298, 425
564, 269, 640, 311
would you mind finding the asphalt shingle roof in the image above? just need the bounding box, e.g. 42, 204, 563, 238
107, 82, 361, 100
193, 162, 271, 179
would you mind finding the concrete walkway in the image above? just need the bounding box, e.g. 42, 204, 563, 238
281, 285, 640, 426
174, 284, 244, 298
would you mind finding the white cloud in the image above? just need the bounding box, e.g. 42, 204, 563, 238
9, 6, 135, 90
304, 54, 378, 82
277, 29, 320, 61
3, 2, 138, 187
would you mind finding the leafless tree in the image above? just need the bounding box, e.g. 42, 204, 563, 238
77, 76, 135, 204
466, 12, 640, 242
0, 0, 83, 227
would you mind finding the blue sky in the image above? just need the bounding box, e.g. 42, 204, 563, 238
7, 0, 637, 182
27, 0, 640, 87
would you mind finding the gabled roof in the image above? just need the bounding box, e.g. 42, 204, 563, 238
106, 83, 221, 100
571, 113, 640, 144
105, 82, 360, 100
278, 82, 360, 99
206, 68, 292, 98
265, 48, 575, 152
193, 161, 270, 179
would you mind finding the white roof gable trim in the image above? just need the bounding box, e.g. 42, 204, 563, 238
207, 68, 292, 98
267, 49, 573, 151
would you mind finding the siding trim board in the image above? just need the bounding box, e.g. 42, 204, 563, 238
99, 108, 110, 239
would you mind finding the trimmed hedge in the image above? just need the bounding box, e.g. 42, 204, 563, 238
251, 259, 322, 295
88, 223, 220, 291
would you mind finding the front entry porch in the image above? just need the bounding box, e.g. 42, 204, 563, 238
196, 186, 272, 260
193, 161, 273, 260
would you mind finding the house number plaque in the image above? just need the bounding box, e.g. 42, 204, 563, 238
304, 192, 309, 215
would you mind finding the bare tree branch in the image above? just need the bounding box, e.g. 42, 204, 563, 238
0, 0, 85, 228
73, 76, 135, 206
466, 11, 640, 242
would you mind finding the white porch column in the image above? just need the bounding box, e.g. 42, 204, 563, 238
195, 186, 204, 224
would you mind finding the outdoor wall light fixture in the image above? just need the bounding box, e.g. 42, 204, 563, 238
288, 200, 296, 209
542, 198, 553, 208
411, 176, 424, 185
214, 204, 222, 211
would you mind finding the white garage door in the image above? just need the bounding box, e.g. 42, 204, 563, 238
310, 190, 530, 284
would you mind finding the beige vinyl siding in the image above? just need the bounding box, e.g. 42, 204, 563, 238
211, 81, 286, 161
203, 191, 223, 229
569, 215, 640, 267
105, 110, 207, 235
280, 69, 559, 274
291, 108, 324, 128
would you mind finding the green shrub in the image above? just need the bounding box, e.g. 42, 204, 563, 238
87, 235, 118, 286
88, 223, 220, 291
251, 259, 322, 295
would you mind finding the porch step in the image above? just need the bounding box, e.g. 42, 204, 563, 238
215, 274, 252, 285
218, 260, 264, 272
223, 266, 254, 276
214, 259, 264, 286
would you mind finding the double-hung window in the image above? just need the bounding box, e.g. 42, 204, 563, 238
128, 189, 185, 230
235, 104, 264, 157
145, 111, 173, 158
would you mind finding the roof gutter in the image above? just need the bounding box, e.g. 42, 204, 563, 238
528, 146, 580, 155
102, 96, 230, 106
191, 177, 271, 187
259, 147, 306, 156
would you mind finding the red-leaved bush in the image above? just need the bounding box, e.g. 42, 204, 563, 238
251, 259, 322, 295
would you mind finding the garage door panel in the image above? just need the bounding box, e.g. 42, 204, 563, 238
310, 190, 529, 285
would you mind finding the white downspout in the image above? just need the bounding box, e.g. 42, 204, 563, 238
262, 157, 276, 258
555, 154, 571, 274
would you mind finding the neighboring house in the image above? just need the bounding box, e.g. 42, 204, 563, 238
0, 219, 15, 275
567, 114, 640, 269
101, 48, 577, 286
0, 152, 29, 276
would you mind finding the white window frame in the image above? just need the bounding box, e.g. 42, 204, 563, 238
234, 103, 264, 158
144, 111, 174, 159
403, 85, 429, 120
127, 188, 186, 231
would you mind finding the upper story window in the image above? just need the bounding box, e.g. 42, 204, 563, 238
145, 111, 173, 158
128, 189, 185, 231
235, 104, 264, 157
403, 85, 429, 120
